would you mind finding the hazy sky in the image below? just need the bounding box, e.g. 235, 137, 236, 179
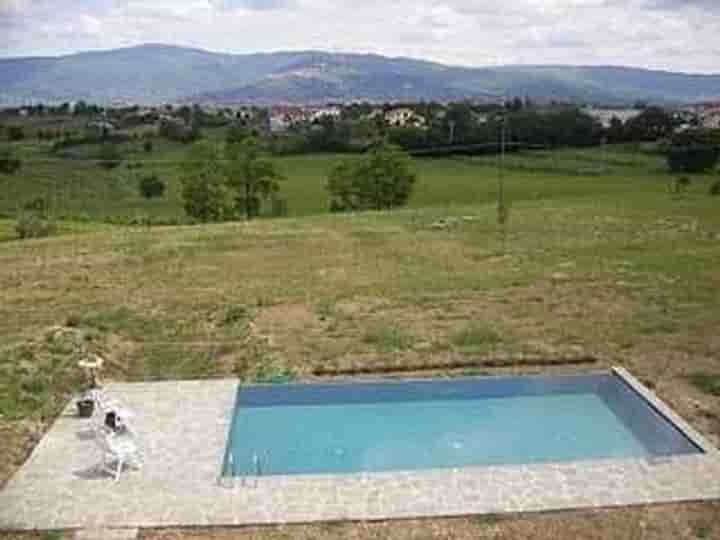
1, 0, 719, 72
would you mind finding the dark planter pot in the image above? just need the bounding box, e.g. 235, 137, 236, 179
77, 399, 95, 418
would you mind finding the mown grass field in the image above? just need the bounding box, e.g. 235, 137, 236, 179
1, 143, 720, 539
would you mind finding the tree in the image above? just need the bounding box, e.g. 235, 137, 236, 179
625, 107, 673, 141
158, 118, 193, 143
667, 146, 720, 173
180, 142, 234, 222
189, 117, 203, 142
606, 116, 626, 143
327, 144, 417, 212
15, 213, 56, 239
138, 174, 166, 199
443, 103, 478, 145
667, 129, 720, 173
0, 145, 22, 174
507, 97, 524, 112
225, 137, 283, 219
226, 123, 252, 144
710, 179, 720, 196
387, 126, 428, 150
180, 138, 283, 222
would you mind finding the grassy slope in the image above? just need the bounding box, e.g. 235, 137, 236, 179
1, 145, 719, 538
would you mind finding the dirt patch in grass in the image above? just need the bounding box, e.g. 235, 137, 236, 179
1, 503, 718, 540
307, 285, 623, 374
620, 348, 720, 448
0, 422, 37, 487
253, 303, 328, 374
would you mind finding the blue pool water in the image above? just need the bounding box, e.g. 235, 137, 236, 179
223, 373, 701, 476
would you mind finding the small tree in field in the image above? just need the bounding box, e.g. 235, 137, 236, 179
326, 144, 417, 212
180, 142, 234, 222
225, 137, 283, 220
180, 138, 283, 222
0, 145, 22, 174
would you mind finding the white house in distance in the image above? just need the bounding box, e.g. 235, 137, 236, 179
384, 107, 426, 128
269, 106, 310, 133
699, 104, 720, 129
583, 107, 642, 128
310, 106, 342, 122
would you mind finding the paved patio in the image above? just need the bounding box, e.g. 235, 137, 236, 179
1, 369, 719, 531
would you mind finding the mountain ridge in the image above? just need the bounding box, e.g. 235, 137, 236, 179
1, 44, 719, 106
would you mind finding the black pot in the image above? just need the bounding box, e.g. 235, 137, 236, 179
77, 399, 95, 418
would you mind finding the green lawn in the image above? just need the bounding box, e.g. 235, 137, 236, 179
2, 141, 716, 222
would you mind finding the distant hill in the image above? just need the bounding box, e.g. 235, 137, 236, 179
1, 44, 719, 106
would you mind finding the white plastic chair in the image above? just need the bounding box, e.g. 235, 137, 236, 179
94, 428, 143, 482
87, 389, 134, 433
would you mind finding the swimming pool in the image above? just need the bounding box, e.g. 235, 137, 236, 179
223, 372, 702, 477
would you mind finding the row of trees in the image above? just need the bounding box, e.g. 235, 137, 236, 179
263, 104, 697, 157
180, 139, 417, 222
265, 105, 604, 157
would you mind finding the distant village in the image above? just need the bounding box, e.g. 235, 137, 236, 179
6, 100, 720, 136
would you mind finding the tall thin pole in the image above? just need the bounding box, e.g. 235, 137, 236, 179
497, 100, 509, 253
498, 113, 506, 214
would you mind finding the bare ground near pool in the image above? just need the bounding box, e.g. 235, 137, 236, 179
1, 504, 719, 540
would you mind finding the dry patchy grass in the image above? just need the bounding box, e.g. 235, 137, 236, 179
1, 179, 720, 537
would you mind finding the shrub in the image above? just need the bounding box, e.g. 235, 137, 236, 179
138, 174, 166, 199
15, 214, 57, 239
0, 146, 22, 174
710, 179, 720, 196
7, 125, 25, 141
97, 142, 123, 169
23, 197, 50, 213
688, 373, 720, 396
671, 176, 691, 193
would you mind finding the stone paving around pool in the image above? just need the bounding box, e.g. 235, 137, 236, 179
1, 370, 719, 531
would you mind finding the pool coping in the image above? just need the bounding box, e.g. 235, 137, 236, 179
612, 366, 718, 455
1, 369, 719, 530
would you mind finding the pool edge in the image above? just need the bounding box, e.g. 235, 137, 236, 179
612, 366, 718, 455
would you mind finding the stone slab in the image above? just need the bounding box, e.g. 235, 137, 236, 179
74, 527, 139, 540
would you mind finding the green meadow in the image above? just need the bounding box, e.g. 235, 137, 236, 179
0, 140, 701, 221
